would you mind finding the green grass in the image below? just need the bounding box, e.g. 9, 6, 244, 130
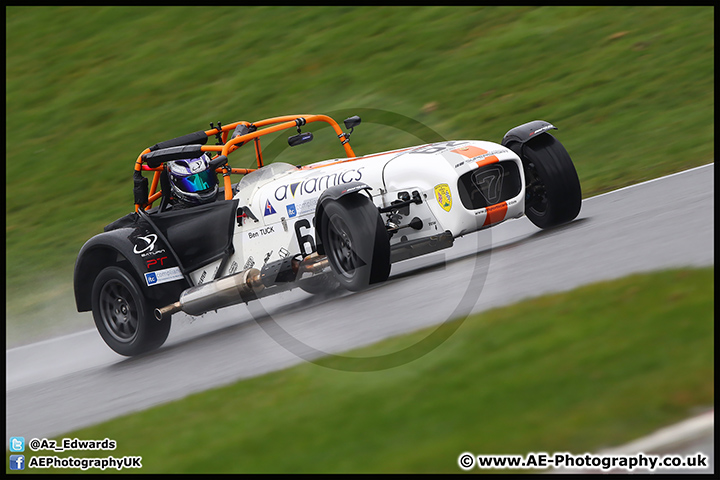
14, 268, 714, 473
5, 6, 714, 342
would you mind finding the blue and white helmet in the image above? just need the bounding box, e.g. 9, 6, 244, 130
166, 154, 218, 206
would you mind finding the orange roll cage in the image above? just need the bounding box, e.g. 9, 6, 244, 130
134, 114, 356, 211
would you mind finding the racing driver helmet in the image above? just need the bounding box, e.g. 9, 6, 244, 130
166, 154, 219, 206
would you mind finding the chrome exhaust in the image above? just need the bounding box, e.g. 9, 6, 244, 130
155, 301, 183, 319
294, 252, 329, 275
154, 254, 332, 321
154, 267, 263, 320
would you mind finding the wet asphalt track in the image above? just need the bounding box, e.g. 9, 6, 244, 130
6, 164, 714, 458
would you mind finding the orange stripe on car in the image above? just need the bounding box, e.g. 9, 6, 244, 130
476, 156, 499, 168
451, 145, 500, 168
483, 202, 508, 226
451, 145, 488, 159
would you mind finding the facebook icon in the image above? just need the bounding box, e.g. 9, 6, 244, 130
9, 455, 25, 470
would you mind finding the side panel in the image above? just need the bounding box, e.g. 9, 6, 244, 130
222, 157, 392, 278
74, 226, 190, 312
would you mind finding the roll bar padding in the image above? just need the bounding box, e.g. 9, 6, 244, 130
142, 145, 206, 168
149, 130, 209, 152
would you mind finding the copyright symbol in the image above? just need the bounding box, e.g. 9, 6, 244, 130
29, 438, 41, 451
458, 452, 475, 470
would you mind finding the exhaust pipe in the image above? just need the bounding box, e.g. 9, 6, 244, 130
154, 255, 332, 321
155, 267, 263, 320
295, 252, 329, 275
155, 301, 183, 320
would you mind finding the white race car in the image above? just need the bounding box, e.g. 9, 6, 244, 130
74, 113, 581, 355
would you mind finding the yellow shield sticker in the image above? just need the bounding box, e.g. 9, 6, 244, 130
434, 183, 452, 212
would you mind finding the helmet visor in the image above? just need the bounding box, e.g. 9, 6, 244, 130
174, 169, 217, 193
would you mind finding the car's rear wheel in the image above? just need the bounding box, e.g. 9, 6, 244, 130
517, 134, 582, 229
319, 194, 391, 291
91, 266, 170, 356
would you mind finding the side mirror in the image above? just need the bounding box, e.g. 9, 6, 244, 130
343, 115, 361, 129
288, 132, 314, 147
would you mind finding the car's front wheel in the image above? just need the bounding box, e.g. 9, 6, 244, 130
91, 266, 170, 356
518, 134, 582, 229
319, 194, 391, 291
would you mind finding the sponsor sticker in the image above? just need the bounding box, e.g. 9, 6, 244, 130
296, 197, 318, 216
264, 199, 276, 216
243, 256, 255, 270
145, 256, 169, 270
191, 262, 221, 285
434, 184, 452, 212
286, 204, 297, 218
133, 234, 158, 255
274, 167, 365, 201
144, 266, 183, 286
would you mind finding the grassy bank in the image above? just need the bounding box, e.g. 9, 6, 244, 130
16, 267, 713, 473
5, 6, 714, 342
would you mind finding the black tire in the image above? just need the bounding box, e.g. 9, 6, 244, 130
319, 194, 391, 291
298, 272, 342, 295
91, 266, 171, 356
519, 134, 582, 229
